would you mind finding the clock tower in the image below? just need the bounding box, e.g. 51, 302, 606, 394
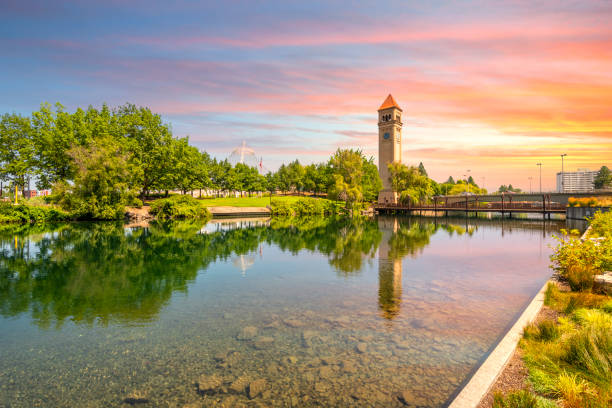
378, 94, 402, 204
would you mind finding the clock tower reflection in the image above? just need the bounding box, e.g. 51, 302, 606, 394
378, 217, 403, 319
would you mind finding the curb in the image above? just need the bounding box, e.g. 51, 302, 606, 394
448, 280, 549, 408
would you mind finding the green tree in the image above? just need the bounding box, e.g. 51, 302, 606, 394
328, 149, 364, 207
0, 113, 35, 200
446, 176, 455, 184
594, 166, 612, 189
388, 162, 433, 204
115, 104, 175, 198
418, 162, 428, 177
30, 103, 82, 189
362, 156, 382, 202
55, 136, 135, 219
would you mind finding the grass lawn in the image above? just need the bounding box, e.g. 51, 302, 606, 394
198, 195, 327, 207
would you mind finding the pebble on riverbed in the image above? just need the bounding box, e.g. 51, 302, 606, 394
247, 379, 267, 399
197, 374, 223, 395
236, 326, 258, 340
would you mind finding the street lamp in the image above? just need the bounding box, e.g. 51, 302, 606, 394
528, 177, 533, 194
463, 174, 468, 194
466, 169, 471, 194
536, 163, 542, 193
560, 154, 567, 193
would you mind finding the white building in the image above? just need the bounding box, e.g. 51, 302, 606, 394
556, 168, 598, 193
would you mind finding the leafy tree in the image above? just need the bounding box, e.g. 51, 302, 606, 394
115, 104, 175, 198
362, 155, 382, 201
594, 166, 612, 189
418, 162, 428, 177
328, 149, 364, 207
286, 160, 305, 194
55, 136, 135, 219
30, 103, 81, 189
467, 175, 475, 185
0, 113, 35, 200
446, 176, 455, 184
388, 163, 433, 204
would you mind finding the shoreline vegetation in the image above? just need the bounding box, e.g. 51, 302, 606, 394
487, 210, 612, 408
1, 102, 507, 224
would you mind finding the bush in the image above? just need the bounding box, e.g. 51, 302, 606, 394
550, 233, 611, 291
588, 211, 612, 239
563, 323, 612, 387
0, 201, 70, 224
568, 197, 600, 207
270, 198, 338, 217
523, 320, 560, 342
492, 390, 539, 408
149, 195, 210, 220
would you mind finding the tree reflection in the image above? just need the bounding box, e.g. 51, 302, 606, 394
0, 216, 492, 327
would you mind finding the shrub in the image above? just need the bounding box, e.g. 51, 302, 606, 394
492, 390, 539, 408
555, 372, 594, 408
563, 323, 612, 386
588, 211, 612, 239
149, 195, 210, 220
0, 202, 70, 224
550, 233, 610, 291
523, 320, 560, 342
270, 198, 338, 217
537, 321, 560, 342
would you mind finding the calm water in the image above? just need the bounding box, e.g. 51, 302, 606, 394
0, 216, 572, 407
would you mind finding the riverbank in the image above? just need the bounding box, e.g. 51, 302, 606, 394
474, 210, 612, 407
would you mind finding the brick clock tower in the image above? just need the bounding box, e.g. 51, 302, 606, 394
378, 94, 402, 204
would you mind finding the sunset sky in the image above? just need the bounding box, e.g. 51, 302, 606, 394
2, 0, 611, 191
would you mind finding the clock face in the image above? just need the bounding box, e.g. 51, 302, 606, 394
383, 132, 390, 140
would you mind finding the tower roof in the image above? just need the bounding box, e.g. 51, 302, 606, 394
378, 94, 402, 111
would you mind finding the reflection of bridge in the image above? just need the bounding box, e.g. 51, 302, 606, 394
375, 191, 610, 218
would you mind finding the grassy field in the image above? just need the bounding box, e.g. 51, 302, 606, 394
198, 195, 326, 207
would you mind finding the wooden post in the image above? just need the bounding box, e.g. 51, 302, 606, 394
501, 194, 505, 217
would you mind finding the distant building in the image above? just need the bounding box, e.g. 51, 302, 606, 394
556, 168, 598, 193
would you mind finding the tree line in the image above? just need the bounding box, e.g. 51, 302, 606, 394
0, 103, 383, 217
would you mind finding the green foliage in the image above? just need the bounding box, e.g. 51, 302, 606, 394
270, 198, 337, 217
54, 136, 135, 220
388, 162, 434, 204
594, 166, 612, 189
588, 211, 612, 239
523, 321, 559, 342
492, 390, 539, 408
149, 195, 211, 220
498, 184, 522, 193
0, 202, 69, 223
550, 233, 611, 291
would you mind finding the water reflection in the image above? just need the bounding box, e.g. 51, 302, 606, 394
0, 216, 568, 329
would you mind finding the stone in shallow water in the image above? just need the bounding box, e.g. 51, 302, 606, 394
123, 390, 149, 405
318, 366, 333, 379
398, 389, 429, 406
341, 360, 357, 373
355, 343, 368, 354
229, 376, 249, 394
198, 374, 223, 394
247, 379, 267, 399
253, 336, 275, 350
237, 326, 258, 340
283, 319, 304, 328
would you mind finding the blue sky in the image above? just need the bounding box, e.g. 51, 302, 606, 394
1, 0, 611, 190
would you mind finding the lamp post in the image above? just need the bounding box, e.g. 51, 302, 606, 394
467, 169, 471, 194
463, 174, 468, 194
536, 163, 542, 193
528, 177, 533, 194
560, 154, 567, 193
